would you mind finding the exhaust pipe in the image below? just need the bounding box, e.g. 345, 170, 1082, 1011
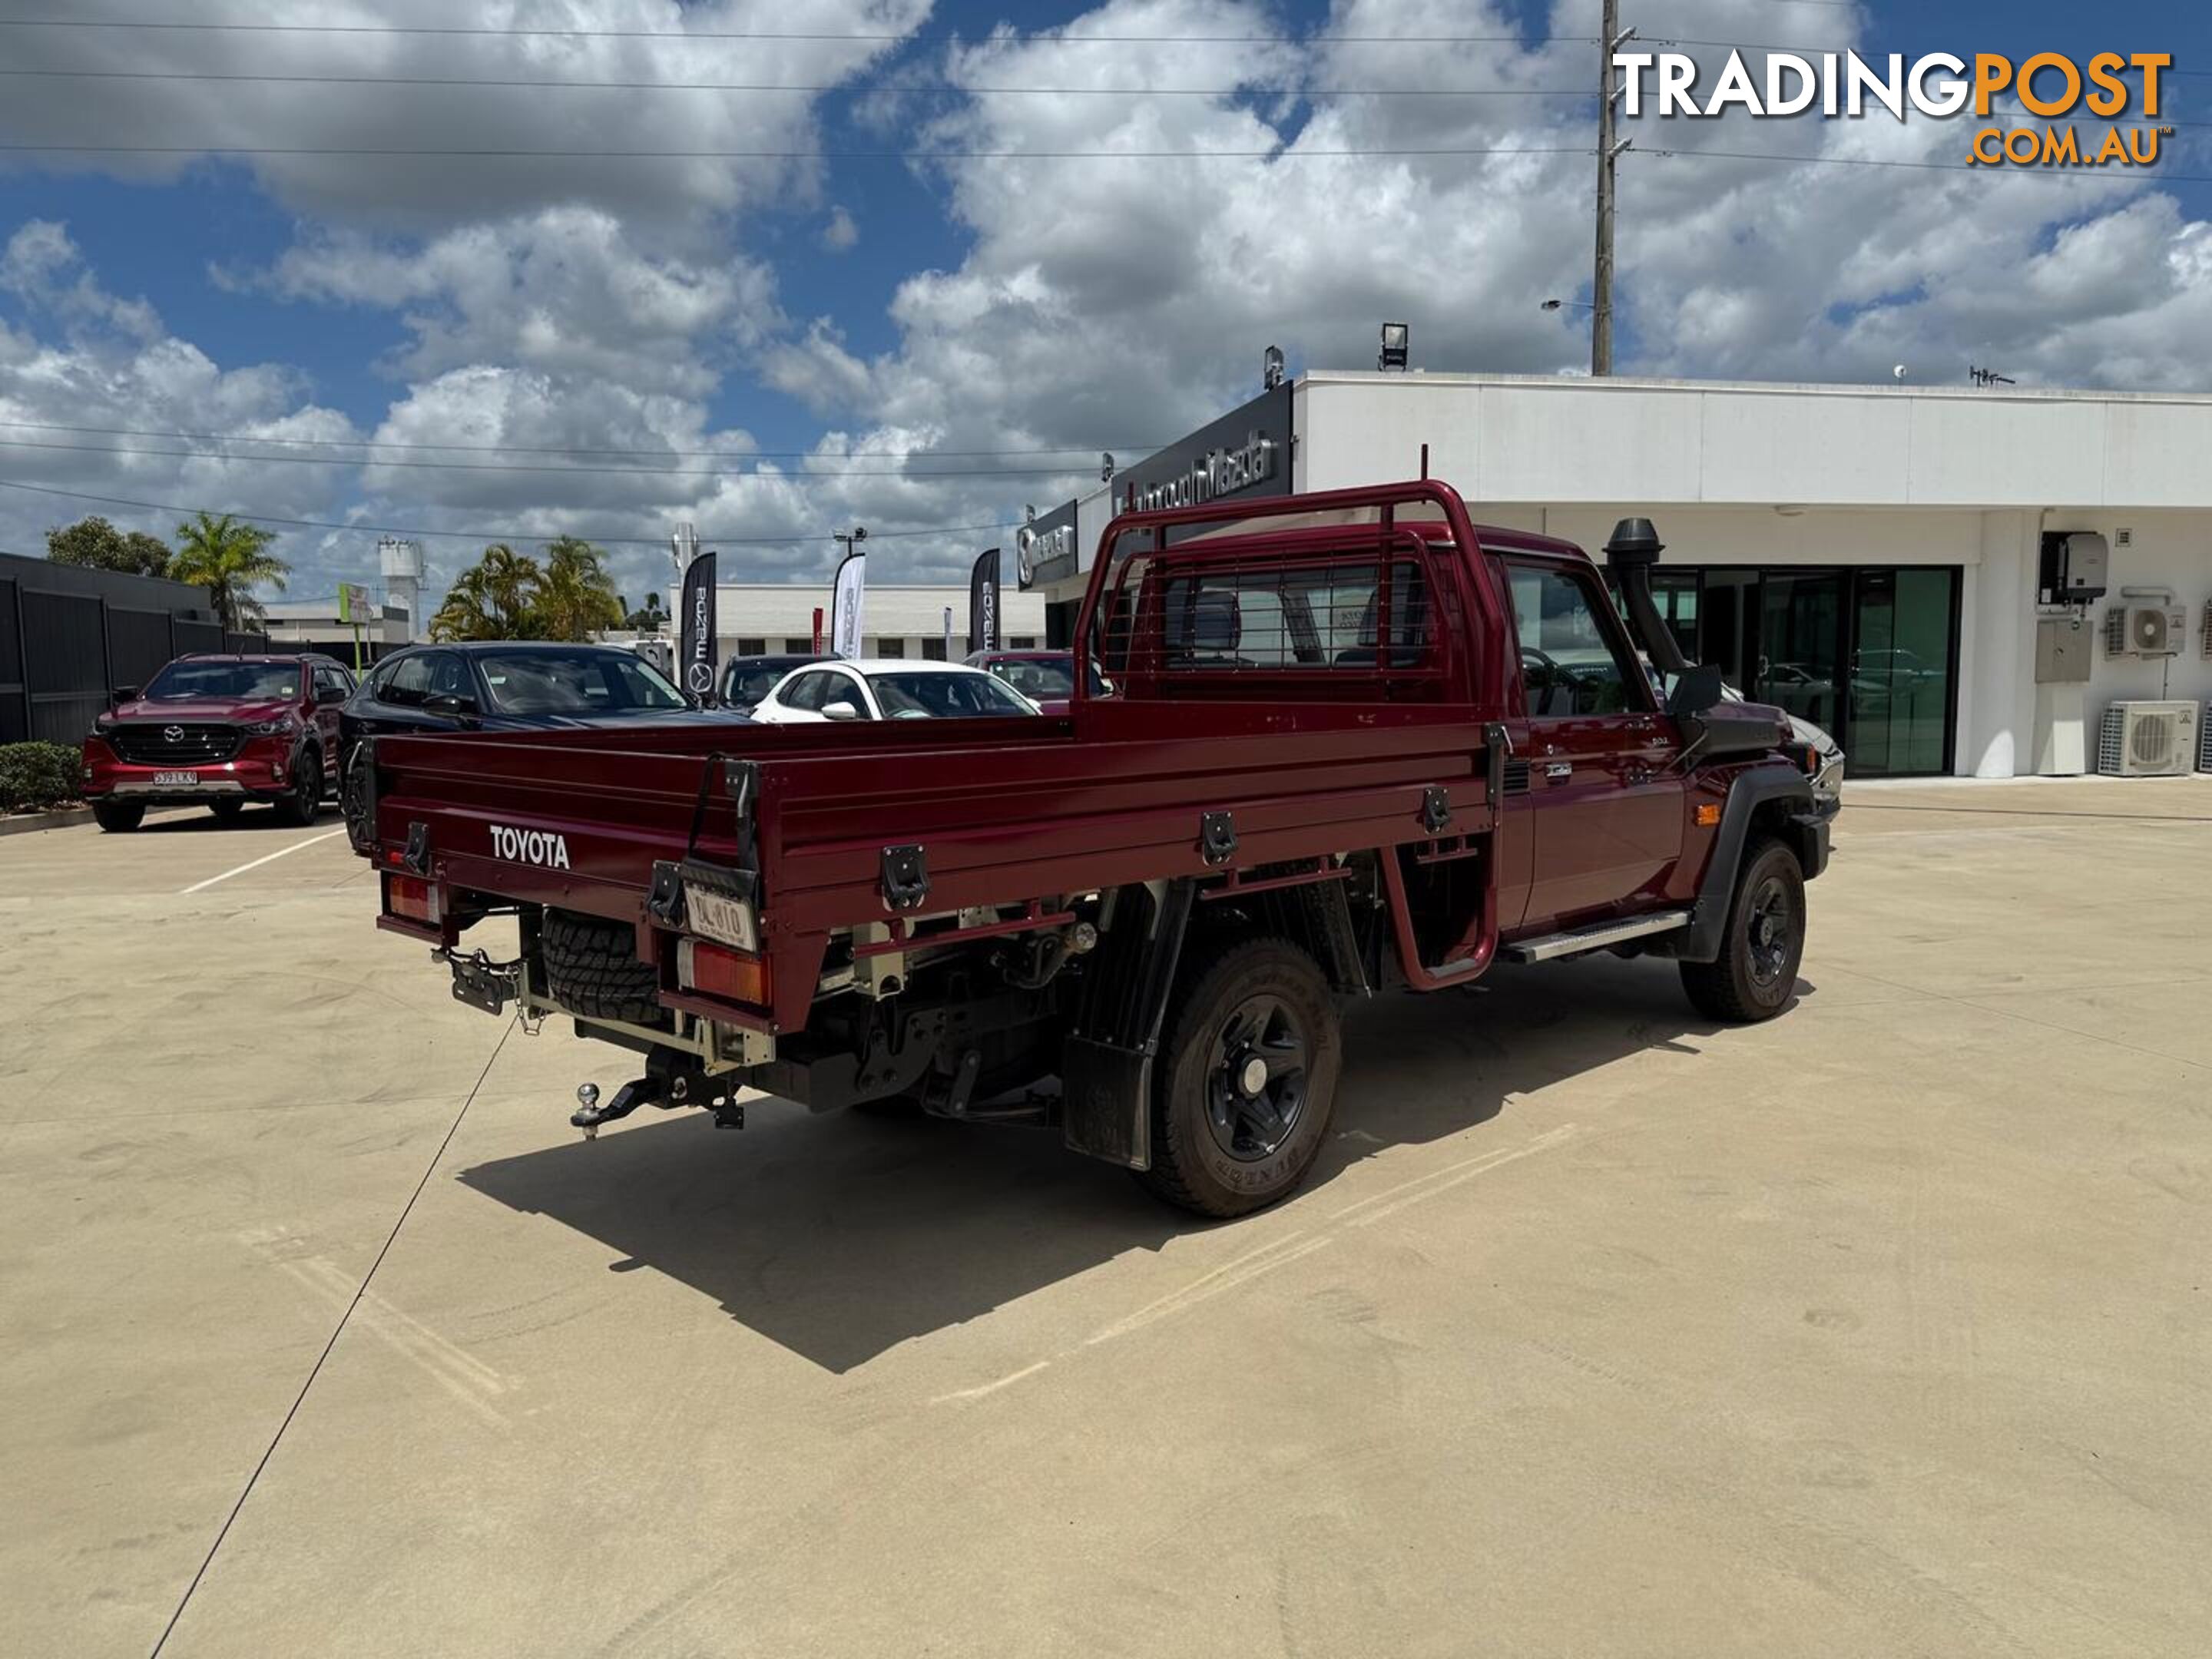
1603, 516, 1688, 677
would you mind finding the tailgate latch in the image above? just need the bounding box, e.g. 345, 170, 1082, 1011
402, 820, 432, 876
1199, 810, 1237, 867
645, 859, 685, 927
880, 844, 930, 911
1421, 786, 1452, 833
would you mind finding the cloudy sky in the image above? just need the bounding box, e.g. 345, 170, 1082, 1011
0, 0, 2204, 612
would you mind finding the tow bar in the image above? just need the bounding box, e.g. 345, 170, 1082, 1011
571, 1047, 747, 1140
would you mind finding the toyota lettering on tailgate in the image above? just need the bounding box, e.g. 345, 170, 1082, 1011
488, 823, 571, 869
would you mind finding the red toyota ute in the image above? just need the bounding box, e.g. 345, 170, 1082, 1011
82, 652, 355, 831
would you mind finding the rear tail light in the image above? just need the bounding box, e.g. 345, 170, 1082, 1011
678, 938, 770, 1007
386, 873, 442, 926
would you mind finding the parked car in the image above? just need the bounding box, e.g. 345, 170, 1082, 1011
750, 659, 1041, 724
82, 652, 355, 832
964, 649, 1098, 715
720, 652, 829, 711
353, 482, 1829, 1219
342, 641, 725, 756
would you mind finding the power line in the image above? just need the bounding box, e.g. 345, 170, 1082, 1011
0, 68, 1591, 96
0, 141, 1594, 161
0, 419, 1167, 461
0, 435, 1101, 478
0, 18, 1594, 45
0, 478, 1019, 548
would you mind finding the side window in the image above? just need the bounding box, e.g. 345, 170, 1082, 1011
314, 665, 350, 700
780, 671, 830, 711
1508, 563, 1644, 718
382, 654, 433, 707
426, 653, 472, 700
822, 672, 869, 715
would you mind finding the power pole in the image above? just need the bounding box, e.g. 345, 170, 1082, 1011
1594, 0, 1634, 376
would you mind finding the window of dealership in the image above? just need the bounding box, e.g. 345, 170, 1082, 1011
1022, 372, 2212, 780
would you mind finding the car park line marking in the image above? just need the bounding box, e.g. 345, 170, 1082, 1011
933, 1125, 1589, 1407
1326, 1121, 1587, 1229
147, 1015, 517, 1658
179, 828, 345, 893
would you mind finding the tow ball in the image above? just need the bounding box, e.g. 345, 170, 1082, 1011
571, 1058, 745, 1141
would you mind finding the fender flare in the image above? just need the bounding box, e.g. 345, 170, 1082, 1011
1650, 763, 1820, 964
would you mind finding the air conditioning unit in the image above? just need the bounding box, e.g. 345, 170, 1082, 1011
2098, 700, 2198, 777
2201, 703, 2212, 773
2105, 603, 2187, 657
2200, 599, 2212, 660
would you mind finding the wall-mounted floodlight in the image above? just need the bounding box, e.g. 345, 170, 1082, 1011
1263, 344, 1285, 389
1378, 323, 1409, 371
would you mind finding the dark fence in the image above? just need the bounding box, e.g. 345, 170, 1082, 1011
0, 555, 270, 746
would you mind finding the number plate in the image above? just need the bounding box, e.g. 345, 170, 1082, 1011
687, 886, 758, 952
152, 770, 200, 786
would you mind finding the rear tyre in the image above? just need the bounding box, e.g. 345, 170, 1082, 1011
543, 909, 663, 1025
92, 800, 145, 833
272, 749, 321, 827
208, 799, 246, 823
1680, 836, 1805, 1023
1139, 935, 1341, 1219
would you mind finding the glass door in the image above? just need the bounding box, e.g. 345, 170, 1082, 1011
1757, 571, 1846, 737
1848, 569, 1955, 777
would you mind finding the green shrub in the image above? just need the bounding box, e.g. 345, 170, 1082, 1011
0, 741, 84, 813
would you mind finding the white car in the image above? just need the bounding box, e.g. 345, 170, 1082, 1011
750, 658, 1042, 724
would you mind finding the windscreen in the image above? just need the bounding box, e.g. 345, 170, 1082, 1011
474, 649, 687, 715
866, 671, 1035, 718
143, 661, 300, 701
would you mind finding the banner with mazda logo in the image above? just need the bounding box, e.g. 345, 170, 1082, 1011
678, 549, 718, 704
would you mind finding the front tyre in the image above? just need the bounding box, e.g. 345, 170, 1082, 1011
92, 800, 145, 833
271, 749, 321, 827
1140, 935, 1342, 1218
1680, 836, 1805, 1022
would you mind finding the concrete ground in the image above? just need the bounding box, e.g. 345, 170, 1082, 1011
3, 780, 2209, 1657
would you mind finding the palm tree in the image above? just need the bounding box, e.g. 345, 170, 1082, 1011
429, 543, 542, 641
534, 536, 625, 641
169, 512, 288, 632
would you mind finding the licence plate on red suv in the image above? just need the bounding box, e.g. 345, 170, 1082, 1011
153, 770, 200, 786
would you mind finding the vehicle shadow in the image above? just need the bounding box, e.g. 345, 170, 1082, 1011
130, 806, 296, 834
457, 955, 1801, 1373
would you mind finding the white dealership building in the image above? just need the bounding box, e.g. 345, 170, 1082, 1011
1022, 372, 2212, 780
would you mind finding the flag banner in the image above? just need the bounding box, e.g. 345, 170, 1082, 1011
831, 551, 866, 659
679, 550, 718, 702
968, 548, 1002, 654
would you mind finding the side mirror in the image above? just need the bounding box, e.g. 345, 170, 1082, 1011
423, 693, 480, 720
822, 699, 864, 721
111, 685, 139, 704
1666, 664, 1725, 719
316, 685, 346, 707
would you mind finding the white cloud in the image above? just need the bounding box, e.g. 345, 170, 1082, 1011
823, 206, 861, 251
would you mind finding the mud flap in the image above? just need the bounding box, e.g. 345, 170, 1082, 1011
1059, 880, 1196, 1171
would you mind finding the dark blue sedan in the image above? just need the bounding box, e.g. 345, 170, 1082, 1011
340, 641, 746, 758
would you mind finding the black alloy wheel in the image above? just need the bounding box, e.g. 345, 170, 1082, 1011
1204, 992, 1312, 1163
1141, 935, 1342, 1218
1680, 836, 1805, 1023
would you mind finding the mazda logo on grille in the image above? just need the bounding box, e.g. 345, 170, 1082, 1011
164, 725, 185, 742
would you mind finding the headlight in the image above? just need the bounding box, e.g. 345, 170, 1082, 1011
247, 717, 298, 736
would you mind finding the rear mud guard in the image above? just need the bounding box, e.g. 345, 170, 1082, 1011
1059, 879, 1197, 1171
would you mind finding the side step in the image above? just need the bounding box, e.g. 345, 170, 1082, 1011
1503, 909, 1693, 964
